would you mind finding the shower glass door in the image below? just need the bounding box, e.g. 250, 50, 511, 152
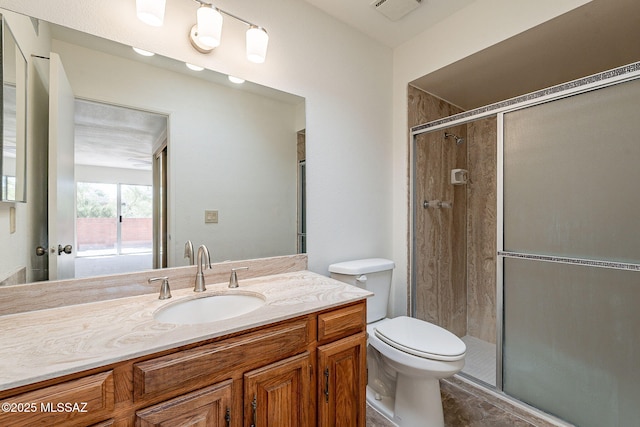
500, 77, 640, 427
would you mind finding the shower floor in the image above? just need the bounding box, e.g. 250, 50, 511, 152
461, 335, 496, 386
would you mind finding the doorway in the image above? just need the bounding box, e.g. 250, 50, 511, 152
73, 99, 167, 278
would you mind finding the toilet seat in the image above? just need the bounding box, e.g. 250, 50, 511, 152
374, 316, 466, 362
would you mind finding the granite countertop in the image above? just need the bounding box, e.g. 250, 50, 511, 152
0, 270, 371, 392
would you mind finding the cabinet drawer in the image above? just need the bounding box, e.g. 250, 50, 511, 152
0, 371, 114, 427
317, 302, 366, 343
134, 318, 310, 403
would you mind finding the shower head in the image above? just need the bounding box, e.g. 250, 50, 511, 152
444, 132, 465, 145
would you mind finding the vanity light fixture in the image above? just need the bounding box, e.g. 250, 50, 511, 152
228, 75, 245, 84
135, 0, 269, 63
186, 63, 204, 71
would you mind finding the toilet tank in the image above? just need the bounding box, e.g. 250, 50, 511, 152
328, 258, 395, 323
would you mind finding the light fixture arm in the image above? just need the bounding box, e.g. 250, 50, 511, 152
192, 0, 260, 28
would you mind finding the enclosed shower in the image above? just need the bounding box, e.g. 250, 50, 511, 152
410, 101, 497, 386
409, 61, 640, 427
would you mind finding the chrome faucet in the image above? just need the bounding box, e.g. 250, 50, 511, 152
228, 267, 249, 288
184, 240, 194, 265
194, 245, 211, 292
149, 276, 171, 300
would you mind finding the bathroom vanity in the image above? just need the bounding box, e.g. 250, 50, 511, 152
0, 270, 370, 426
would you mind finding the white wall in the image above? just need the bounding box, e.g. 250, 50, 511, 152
389, 0, 593, 316
0, 0, 394, 276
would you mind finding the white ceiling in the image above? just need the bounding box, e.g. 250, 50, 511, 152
303, 0, 475, 48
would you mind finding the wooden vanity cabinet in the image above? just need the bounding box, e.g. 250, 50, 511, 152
0, 300, 367, 427
316, 303, 368, 427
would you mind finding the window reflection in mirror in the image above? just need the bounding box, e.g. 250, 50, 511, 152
1, 17, 27, 202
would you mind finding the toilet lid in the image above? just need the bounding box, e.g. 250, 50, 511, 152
374, 316, 466, 361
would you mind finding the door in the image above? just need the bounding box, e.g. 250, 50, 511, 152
48, 53, 76, 280
136, 380, 233, 427
317, 333, 367, 427
244, 352, 312, 427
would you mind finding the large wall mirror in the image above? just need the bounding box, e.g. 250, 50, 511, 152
1, 16, 27, 202
0, 8, 305, 285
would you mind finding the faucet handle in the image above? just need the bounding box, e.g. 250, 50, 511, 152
229, 267, 249, 288
184, 240, 194, 265
149, 276, 171, 300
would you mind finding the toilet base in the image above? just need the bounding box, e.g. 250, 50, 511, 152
367, 374, 445, 427
366, 386, 396, 423
395, 373, 444, 427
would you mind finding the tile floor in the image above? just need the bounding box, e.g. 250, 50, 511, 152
460, 335, 496, 386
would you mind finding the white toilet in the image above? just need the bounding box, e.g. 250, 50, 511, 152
329, 258, 466, 427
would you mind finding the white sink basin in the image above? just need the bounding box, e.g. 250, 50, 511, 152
154, 293, 265, 325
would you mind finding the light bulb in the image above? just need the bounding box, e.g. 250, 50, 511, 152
246, 26, 268, 64
197, 5, 223, 49
132, 47, 155, 57
136, 0, 166, 27
228, 76, 245, 84
186, 63, 204, 71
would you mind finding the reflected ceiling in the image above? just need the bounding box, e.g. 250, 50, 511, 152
74, 100, 166, 170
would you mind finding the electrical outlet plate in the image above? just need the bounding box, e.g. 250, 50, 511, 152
205, 210, 219, 224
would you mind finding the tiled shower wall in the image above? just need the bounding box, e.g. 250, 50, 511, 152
408, 85, 496, 344
466, 118, 496, 343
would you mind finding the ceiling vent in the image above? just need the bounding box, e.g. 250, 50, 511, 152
371, 0, 421, 21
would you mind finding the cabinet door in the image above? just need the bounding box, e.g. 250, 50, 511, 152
244, 352, 312, 427
317, 333, 367, 427
136, 379, 233, 427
